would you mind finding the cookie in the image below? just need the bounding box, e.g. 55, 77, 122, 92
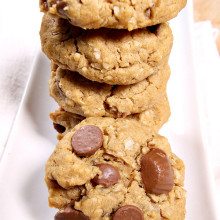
50, 86, 171, 138
40, 0, 186, 31
50, 91, 170, 139
40, 14, 172, 85
49, 63, 170, 118
45, 117, 185, 219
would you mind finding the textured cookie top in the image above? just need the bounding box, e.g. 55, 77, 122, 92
41, 14, 172, 85
49, 63, 170, 118
46, 117, 185, 219
40, 0, 186, 30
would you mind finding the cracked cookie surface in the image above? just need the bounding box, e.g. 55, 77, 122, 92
49, 63, 170, 119
40, 0, 186, 31
45, 117, 185, 219
49, 86, 171, 139
41, 14, 172, 85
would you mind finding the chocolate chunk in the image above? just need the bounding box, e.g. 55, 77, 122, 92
72, 125, 103, 156
53, 123, 66, 133
55, 205, 89, 220
113, 205, 144, 220
141, 148, 174, 195
92, 164, 120, 187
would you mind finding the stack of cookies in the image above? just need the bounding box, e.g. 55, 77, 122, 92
39, 0, 187, 219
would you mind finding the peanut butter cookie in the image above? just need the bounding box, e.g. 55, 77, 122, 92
40, 14, 172, 85
49, 63, 170, 119
46, 117, 185, 219
50, 92, 170, 139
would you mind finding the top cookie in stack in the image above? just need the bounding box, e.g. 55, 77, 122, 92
40, 0, 186, 31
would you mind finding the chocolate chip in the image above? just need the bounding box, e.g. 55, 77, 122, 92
92, 164, 120, 187
141, 148, 174, 195
55, 205, 89, 220
113, 205, 144, 220
72, 125, 103, 156
53, 123, 66, 133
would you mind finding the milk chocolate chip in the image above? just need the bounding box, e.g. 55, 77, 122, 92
92, 164, 120, 187
113, 205, 144, 220
55, 205, 89, 220
141, 148, 174, 195
72, 125, 103, 156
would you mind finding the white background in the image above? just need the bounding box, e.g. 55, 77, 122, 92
0, 0, 41, 153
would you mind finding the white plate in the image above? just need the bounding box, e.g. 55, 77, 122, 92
0, 3, 218, 220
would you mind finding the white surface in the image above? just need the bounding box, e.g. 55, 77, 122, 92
0, 0, 42, 154
0, 4, 219, 220
0, 54, 57, 219
193, 22, 220, 206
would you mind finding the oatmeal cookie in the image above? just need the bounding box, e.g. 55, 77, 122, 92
40, 14, 172, 85
49, 63, 170, 118
46, 117, 185, 219
50, 88, 171, 139
40, 0, 186, 31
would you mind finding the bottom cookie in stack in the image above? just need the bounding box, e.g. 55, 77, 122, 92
45, 117, 185, 220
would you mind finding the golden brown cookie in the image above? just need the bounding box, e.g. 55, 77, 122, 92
50, 89, 170, 139
49, 63, 170, 119
46, 117, 185, 219
40, 14, 172, 85
40, 0, 187, 31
